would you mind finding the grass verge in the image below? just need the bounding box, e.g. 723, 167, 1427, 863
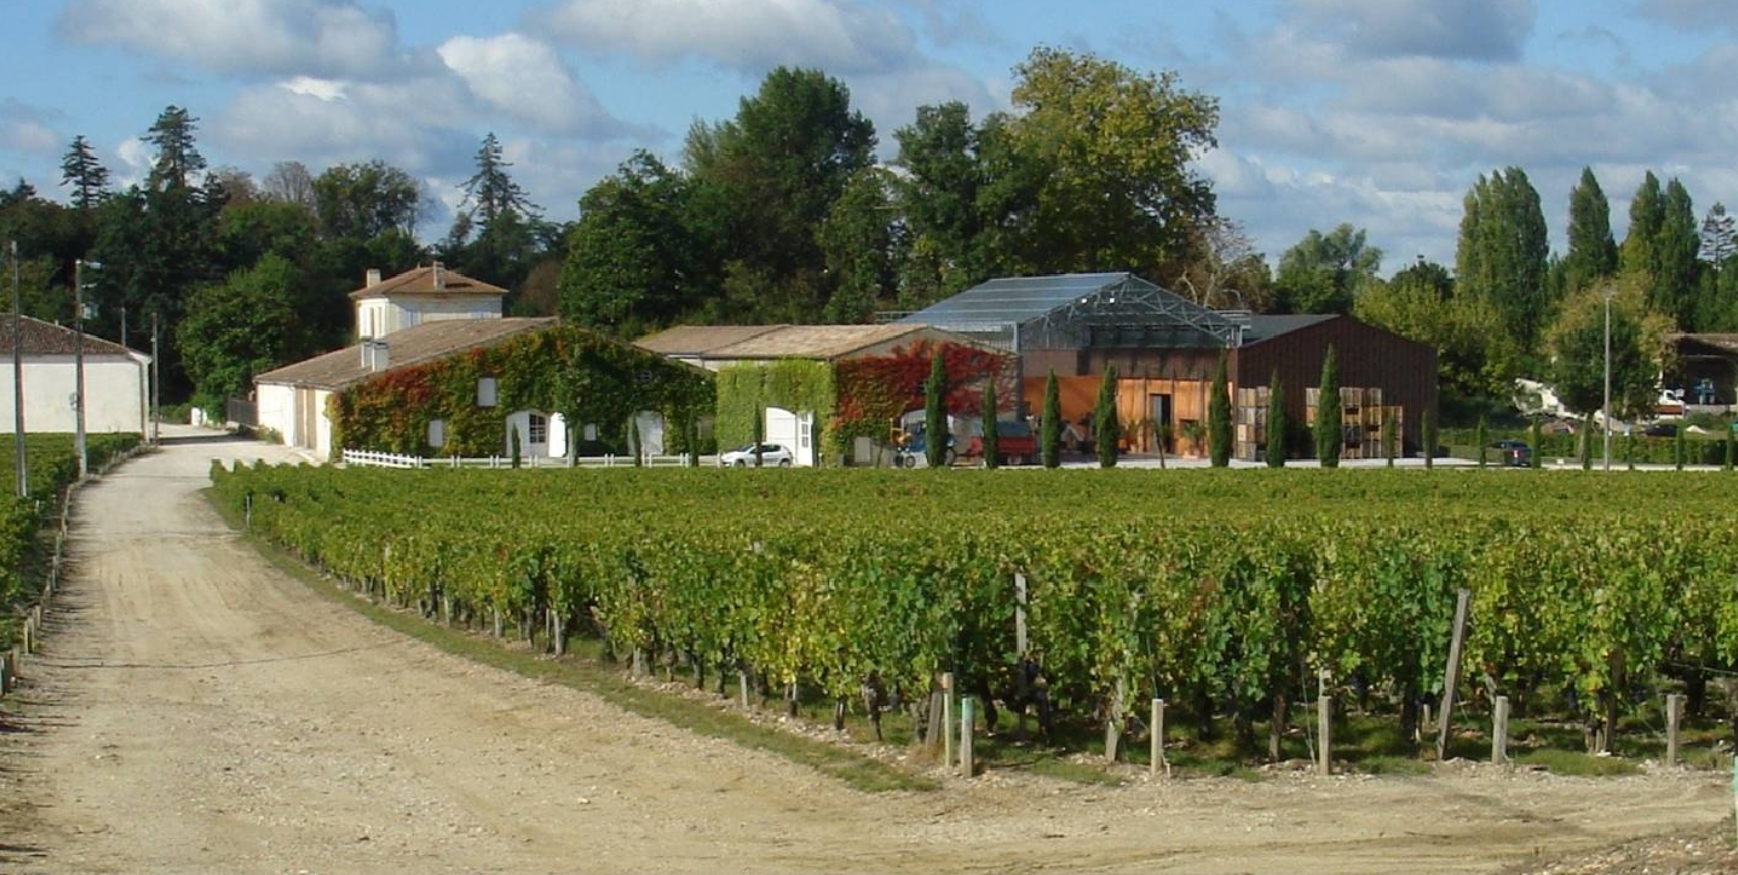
209, 490, 935, 795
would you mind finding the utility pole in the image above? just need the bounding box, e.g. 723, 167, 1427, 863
150, 311, 160, 444
10, 240, 24, 497
73, 259, 100, 479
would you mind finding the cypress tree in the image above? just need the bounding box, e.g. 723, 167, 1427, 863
981, 380, 1000, 470
1381, 408, 1396, 467
1475, 413, 1488, 468
1209, 353, 1232, 467
1265, 370, 1286, 468
1580, 412, 1593, 470
1095, 365, 1120, 468
1423, 409, 1436, 470
1314, 345, 1341, 468
1724, 423, 1734, 471
1675, 423, 1687, 470
924, 351, 949, 468
1529, 418, 1542, 469
1626, 430, 1637, 471
753, 405, 764, 467
1042, 370, 1062, 469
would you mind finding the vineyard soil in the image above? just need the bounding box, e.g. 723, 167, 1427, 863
0, 427, 1729, 875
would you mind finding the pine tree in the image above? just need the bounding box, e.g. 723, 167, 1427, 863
1095, 365, 1119, 468
1265, 370, 1286, 468
1475, 413, 1488, 468
924, 351, 949, 469
59, 135, 109, 210
1314, 346, 1341, 468
1209, 352, 1231, 467
1041, 370, 1062, 469
981, 380, 999, 470
144, 105, 205, 191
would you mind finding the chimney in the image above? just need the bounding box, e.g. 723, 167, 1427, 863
365, 268, 381, 288
432, 261, 445, 290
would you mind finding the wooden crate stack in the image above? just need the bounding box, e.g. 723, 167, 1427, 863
1234, 386, 1271, 461
1305, 387, 1406, 460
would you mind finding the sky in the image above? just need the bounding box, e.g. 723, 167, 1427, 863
3, 0, 1738, 278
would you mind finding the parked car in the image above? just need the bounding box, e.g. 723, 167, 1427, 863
718, 442, 793, 467
1491, 439, 1532, 467
897, 424, 956, 467
967, 420, 1038, 466
1643, 422, 1678, 438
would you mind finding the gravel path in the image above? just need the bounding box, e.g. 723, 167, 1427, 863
0, 428, 1728, 874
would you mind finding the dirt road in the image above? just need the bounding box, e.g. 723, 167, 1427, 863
0, 429, 1728, 874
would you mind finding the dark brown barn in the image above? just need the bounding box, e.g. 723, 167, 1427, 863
899, 273, 1438, 459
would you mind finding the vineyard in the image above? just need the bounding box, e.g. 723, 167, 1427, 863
209, 462, 1738, 767
0, 432, 141, 648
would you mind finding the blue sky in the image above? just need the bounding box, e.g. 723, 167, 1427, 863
3, 0, 1737, 278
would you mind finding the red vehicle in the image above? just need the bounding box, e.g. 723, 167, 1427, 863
967, 420, 1038, 466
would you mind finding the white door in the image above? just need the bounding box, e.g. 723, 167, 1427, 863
632, 411, 665, 457
549, 413, 568, 458
765, 407, 815, 467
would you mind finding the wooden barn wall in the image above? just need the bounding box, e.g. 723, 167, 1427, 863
1231, 318, 1438, 450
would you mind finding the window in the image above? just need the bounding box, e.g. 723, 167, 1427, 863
427, 419, 446, 449
583, 423, 598, 441
476, 377, 498, 408
529, 413, 548, 445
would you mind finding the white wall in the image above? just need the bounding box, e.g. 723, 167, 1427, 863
765, 407, 815, 466
0, 355, 147, 434
356, 295, 501, 338
257, 382, 296, 443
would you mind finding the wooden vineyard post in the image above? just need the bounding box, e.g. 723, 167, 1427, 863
1014, 573, 1028, 656
738, 670, 750, 712
1105, 678, 1125, 763
959, 697, 975, 777
1491, 695, 1510, 766
1317, 691, 1332, 776
21, 616, 31, 654
1666, 693, 1683, 767
1, 650, 10, 695
1150, 699, 1169, 778
942, 672, 954, 768
1436, 588, 1471, 761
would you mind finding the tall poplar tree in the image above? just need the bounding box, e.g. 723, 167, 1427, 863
1655, 178, 1701, 329
1562, 167, 1617, 294
1455, 168, 1549, 355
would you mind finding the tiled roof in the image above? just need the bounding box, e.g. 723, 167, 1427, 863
348, 264, 507, 300
255, 318, 555, 390
701, 324, 939, 361
634, 325, 790, 356
0, 315, 143, 357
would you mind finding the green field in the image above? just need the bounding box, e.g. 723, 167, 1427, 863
210, 462, 1738, 773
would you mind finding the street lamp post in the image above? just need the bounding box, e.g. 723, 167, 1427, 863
73, 258, 101, 479
1602, 286, 1613, 472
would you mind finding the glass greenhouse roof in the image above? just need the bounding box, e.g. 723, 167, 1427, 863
897, 272, 1245, 349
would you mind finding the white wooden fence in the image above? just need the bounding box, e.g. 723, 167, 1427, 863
341, 448, 703, 469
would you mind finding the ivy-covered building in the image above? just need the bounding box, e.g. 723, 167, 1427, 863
636, 323, 1013, 465
257, 264, 712, 462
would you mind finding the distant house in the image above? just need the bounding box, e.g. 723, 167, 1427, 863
353, 262, 506, 340
1665, 333, 1738, 410
0, 315, 151, 435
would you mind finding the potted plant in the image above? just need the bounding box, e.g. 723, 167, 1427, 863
1179, 419, 1206, 458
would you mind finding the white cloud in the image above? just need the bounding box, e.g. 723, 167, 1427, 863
58, 0, 429, 80
0, 100, 61, 159
537, 0, 921, 74
437, 34, 620, 137
1285, 0, 1536, 62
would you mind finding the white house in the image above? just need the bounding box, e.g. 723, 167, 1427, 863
0, 315, 151, 435
254, 263, 543, 461
353, 262, 506, 340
